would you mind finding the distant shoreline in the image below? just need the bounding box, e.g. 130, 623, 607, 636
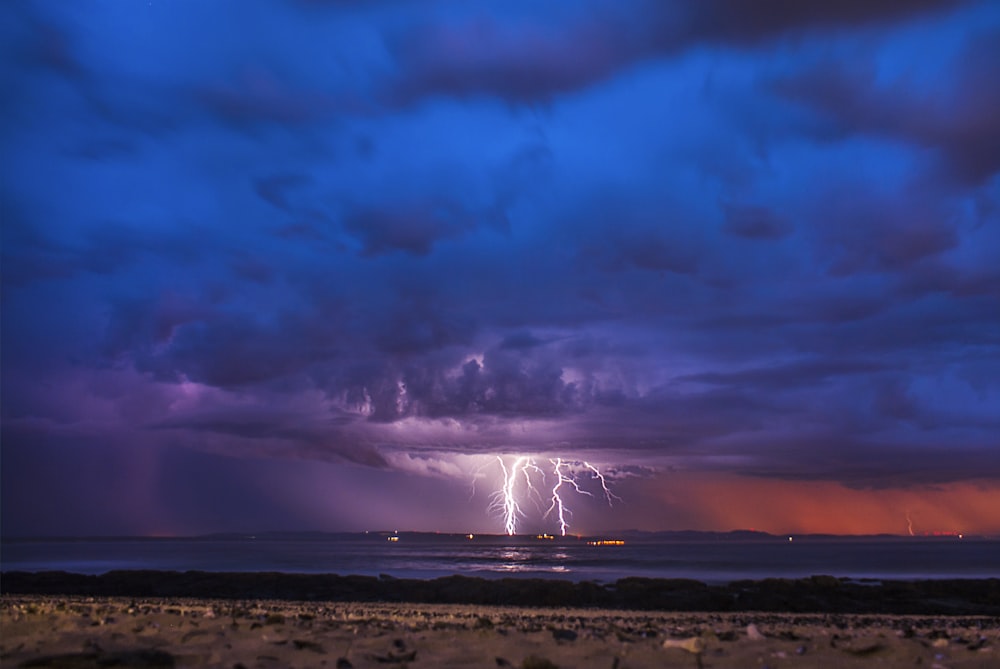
4, 529, 992, 541
3, 570, 998, 616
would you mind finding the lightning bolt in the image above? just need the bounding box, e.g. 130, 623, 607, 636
545, 457, 588, 536
584, 461, 622, 506
906, 512, 915, 537
488, 456, 621, 536
493, 456, 522, 536
468, 459, 491, 502
521, 458, 547, 510
490, 456, 543, 536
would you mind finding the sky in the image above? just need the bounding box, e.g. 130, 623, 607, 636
2, 0, 999, 538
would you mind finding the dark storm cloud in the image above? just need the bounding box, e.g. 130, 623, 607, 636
405, 348, 586, 420
254, 173, 312, 211
1, 3, 81, 78
771, 28, 1000, 186
598, 232, 702, 276
342, 200, 483, 257
148, 407, 389, 468
676, 358, 894, 390
137, 314, 328, 388
384, 0, 969, 106
194, 71, 343, 127
1, 207, 197, 287
810, 187, 960, 276
499, 331, 547, 350
66, 137, 138, 162
388, 10, 634, 105
687, 0, 969, 43
2, 0, 999, 535
722, 203, 791, 240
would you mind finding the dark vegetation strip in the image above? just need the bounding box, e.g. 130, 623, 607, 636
2, 571, 999, 616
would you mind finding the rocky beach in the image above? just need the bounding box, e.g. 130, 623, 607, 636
2, 572, 998, 668
2, 594, 998, 668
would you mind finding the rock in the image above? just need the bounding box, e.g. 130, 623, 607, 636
372, 649, 416, 664
292, 639, 325, 653
521, 656, 559, 669
842, 641, 886, 656
662, 636, 705, 654
746, 623, 765, 641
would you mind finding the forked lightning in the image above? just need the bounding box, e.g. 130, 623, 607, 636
489, 456, 619, 535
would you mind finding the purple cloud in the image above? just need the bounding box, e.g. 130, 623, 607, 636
2, 0, 998, 536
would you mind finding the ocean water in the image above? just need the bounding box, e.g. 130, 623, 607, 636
1, 533, 996, 584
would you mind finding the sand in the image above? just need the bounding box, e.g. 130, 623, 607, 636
2, 595, 997, 668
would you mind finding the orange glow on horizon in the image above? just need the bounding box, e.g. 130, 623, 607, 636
643, 473, 1000, 535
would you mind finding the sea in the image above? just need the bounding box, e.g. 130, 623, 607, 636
2, 532, 997, 584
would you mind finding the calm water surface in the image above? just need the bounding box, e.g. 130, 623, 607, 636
2, 534, 996, 584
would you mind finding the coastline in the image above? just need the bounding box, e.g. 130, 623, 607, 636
3, 570, 999, 615
3, 594, 997, 668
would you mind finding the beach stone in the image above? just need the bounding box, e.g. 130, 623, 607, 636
842, 639, 887, 656
372, 649, 416, 663
662, 636, 705, 653
292, 639, 325, 653
521, 656, 558, 669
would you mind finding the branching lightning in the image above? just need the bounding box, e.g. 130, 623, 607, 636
547, 460, 570, 536
584, 461, 623, 506
521, 458, 547, 510
545, 457, 588, 536
490, 456, 523, 536
489, 456, 619, 536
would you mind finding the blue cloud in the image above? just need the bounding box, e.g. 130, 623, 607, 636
2, 0, 998, 534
